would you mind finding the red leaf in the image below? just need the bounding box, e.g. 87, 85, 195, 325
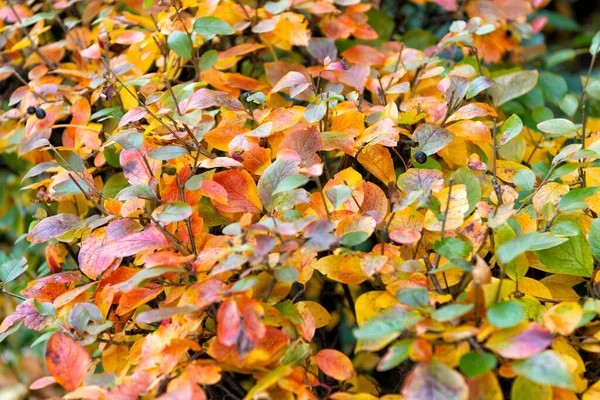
45, 332, 90, 392
0, 299, 51, 334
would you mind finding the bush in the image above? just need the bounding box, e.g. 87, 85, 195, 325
1, 0, 600, 398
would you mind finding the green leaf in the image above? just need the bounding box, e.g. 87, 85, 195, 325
103, 173, 129, 199
537, 118, 578, 138
534, 231, 593, 277
433, 237, 471, 260
491, 70, 538, 106
184, 175, 204, 191
229, 275, 258, 293
111, 131, 143, 150
57, 150, 85, 173
193, 16, 235, 37
487, 301, 524, 328
396, 287, 429, 308
559, 94, 578, 116
340, 231, 369, 247
413, 124, 454, 156
432, 303, 474, 322
512, 351, 575, 390
589, 218, 600, 262
557, 187, 600, 211
274, 266, 299, 283
33, 298, 55, 317
326, 185, 352, 208
459, 352, 497, 378
514, 169, 536, 191
452, 167, 480, 214
550, 221, 580, 237
0, 257, 27, 283
272, 174, 309, 195
377, 340, 412, 371
590, 31, 600, 55
545, 48, 578, 69
499, 114, 523, 146
353, 306, 423, 341
304, 102, 326, 123
116, 184, 157, 201
198, 50, 218, 71
168, 31, 193, 59
538, 71, 568, 106
152, 201, 192, 223
497, 232, 568, 264
149, 146, 189, 160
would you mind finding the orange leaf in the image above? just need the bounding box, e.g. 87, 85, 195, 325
45, 332, 90, 392
315, 349, 355, 381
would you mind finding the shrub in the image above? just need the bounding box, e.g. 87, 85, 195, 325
1, 0, 600, 398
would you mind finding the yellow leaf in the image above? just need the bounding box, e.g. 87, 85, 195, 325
119, 85, 138, 111
357, 144, 396, 185
295, 301, 332, 328
532, 182, 569, 214
424, 184, 469, 231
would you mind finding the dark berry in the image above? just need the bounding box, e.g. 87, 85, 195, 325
35, 108, 46, 119
414, 151, 427, 164
27, 106, 36, 115
242, 92, 251, 101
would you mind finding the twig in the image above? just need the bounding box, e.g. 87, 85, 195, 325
491, 118, 502, 205
1, 286, 26, 301
176, 176, 197, 257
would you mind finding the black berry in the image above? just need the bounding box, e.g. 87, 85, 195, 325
35, 108, 46, 119
27, 106, 36, 115
414, 151, 427, 164
242, 92, 251, 101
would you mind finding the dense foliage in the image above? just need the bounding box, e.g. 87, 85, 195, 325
1, 0, 600, 398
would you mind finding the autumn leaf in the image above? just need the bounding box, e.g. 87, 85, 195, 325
45, 332, 90, 391
315, 349, 355, 381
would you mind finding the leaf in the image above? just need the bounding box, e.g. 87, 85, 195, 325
557, 187, 600, 210
149, 145, 188, 160
590, 31, 600, 55
168, 31, 192, 59
534, 231, 593, 277
589, 218, 600, 262
499, 114, 523, 146
272, 174, 309, 195
0, 257, 27, 283
257, 159, 297, 209
496, 232, 568, 264
357, 144, 396, 185
353, 305, 423, 341
543, 302, 583, 335
514, 169, 536, 190
402, 361, 468, 400
487, 301, 524, 329
152, 201, 193, 223
315, 349, 355, 381
459, 352, 497, 379
304, 102, 326, 123
396, 287, 429, 308
213, 170, 263, 213
57, 150, 85, 173
511, 376, 552, 400
491, 70, 539, 106
99, 226, 168, 257
432, 303, 474, 322
537, 119, 578, 138
27, 214, 82, 244
193, 16, 235, 36
485, 322, 554, 359
434, 237, 471, 260
45, 332, 90, 391
413, 124, 455, 155
326, 185, 352, 208
269, 71, 309, 94
116, 184, 157, 201
512, 351, 575, 390
377, 340, 412, 371
198, 49, 218, 71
